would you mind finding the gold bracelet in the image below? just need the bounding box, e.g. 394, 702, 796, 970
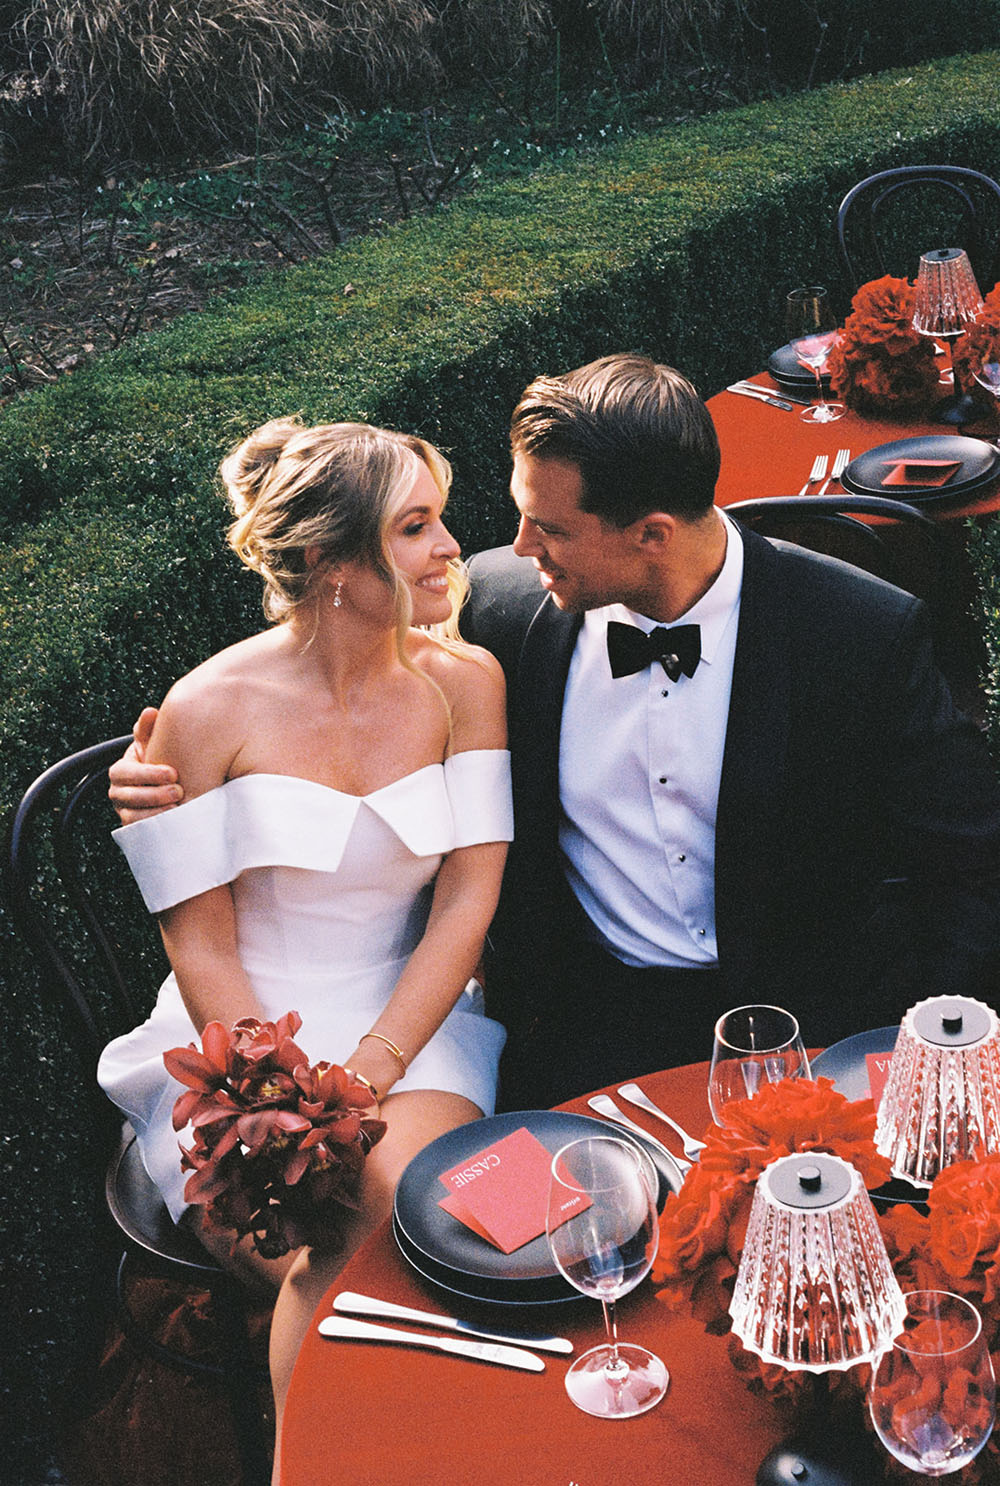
344, 1068, 380, 1105
359, 1031, 408, 1077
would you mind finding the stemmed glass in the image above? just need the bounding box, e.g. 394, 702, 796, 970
869, 1290, 996, 1476
786, 285, 846, 424
546, 1136, 668, 1418
709, 1004, 811, 1126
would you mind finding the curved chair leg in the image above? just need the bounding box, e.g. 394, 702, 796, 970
211, 1275, 273, 1486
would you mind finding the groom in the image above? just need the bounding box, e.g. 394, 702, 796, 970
110, 354, 1000, 1109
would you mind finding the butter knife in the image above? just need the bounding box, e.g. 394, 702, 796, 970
725, 384, 794, 411
318, 1313, 546, 1371
333, 1290, 573, 1354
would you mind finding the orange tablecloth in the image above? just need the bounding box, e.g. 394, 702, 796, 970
280, 1064, 845, 1486
710, 373, 1000, 523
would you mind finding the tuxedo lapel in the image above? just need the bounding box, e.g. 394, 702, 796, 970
714, 527, 791, 996
510, 596, 581, 847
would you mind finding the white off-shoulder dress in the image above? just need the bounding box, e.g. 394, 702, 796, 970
97, 749, 513, 1221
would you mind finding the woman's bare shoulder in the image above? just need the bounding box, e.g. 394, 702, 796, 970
410, 635, 506, 752
148, 631, 282, 787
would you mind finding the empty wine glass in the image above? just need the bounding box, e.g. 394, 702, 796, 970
786, 285, 846, 424
709, 1004, 811, 1126
869, 1290, 996, 1476
546, 1136, 668, 1418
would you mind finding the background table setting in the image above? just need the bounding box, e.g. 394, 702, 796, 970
278, 993, 1000, 1486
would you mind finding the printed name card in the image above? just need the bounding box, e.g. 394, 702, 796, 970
437, 1127, 591, 1254
865, 1051, 894, 1107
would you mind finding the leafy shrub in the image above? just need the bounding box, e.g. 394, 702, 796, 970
7, 0, 441, 157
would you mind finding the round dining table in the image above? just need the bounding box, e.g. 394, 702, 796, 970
709, 370, 1000, 521
279, 1061, 890, 1486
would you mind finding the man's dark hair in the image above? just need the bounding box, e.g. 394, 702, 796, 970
510, 353, 720, 526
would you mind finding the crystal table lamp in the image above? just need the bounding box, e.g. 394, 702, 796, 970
875, 994, 1000, 1187
730, 1152, 907, 1486
912, 247, 984, 424
730, 1151, 906, 1373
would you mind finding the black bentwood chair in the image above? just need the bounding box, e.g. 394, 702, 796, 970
726, 493, 939, 586
7, 737, 271, 1486
836, 164, 1000, 292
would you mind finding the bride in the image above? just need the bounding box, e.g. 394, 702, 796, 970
98, 416, 511, 1468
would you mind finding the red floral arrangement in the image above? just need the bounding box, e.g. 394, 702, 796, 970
164, 1011, 386, 1258
652, 1078, 890, 1395
827, 275, 940, 415
653, 1080, 1000, 1471
952, 280, 1000, 406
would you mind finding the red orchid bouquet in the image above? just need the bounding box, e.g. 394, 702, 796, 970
164, 1011, 386, 1258
827, 275, 941, 416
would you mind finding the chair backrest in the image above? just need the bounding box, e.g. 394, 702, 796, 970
836, 165, 1000, 292
725, 493, 940, 594
7, 736, 155, 1073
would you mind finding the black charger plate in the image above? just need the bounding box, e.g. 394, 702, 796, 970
841, 434, 1000, 505
392, 1109, 671, 1305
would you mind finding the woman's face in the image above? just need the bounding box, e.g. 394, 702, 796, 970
387, 461, 461, 625
328, 460, 460, 627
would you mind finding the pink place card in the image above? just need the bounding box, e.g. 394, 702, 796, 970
437, 1127, 591, 1254
880, 459, 962, 488
865, 1051, 894, 1107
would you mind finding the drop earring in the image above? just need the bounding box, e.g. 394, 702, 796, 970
333, 579, 343, 608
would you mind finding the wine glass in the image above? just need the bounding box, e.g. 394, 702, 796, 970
709, 1004, 811, 1126
785, 285, 846, 424
869, 1290, 996, 1476
546, 1136, 668, 1418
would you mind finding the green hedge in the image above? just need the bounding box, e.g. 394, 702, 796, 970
6, 49, 1000, 1479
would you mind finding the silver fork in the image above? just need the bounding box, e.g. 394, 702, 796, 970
797, 453, 828, 496
817, 447, 851, 495
616, 1082, 707, 1161
586, 1094, 690, 1181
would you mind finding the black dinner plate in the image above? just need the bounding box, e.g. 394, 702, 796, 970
841, 435, 1000, 505
392, 1109, 671, 1305
767, 341, 831, 391
812, 1026, 925, 1209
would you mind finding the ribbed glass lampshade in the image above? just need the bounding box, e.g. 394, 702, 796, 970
729, 1151, 906, 1373
912, 247, 983, 337
875, 995, 1000, 1187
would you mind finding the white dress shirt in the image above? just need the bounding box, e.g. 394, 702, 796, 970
558, 514, 744, 967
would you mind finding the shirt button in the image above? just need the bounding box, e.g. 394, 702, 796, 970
658, 776, 667, 785
661, 689, 669, 697
698, 928, 706, 936
678, 854, 686, 862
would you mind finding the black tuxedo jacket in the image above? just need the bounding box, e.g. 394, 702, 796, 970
464, 526, 1000, 1053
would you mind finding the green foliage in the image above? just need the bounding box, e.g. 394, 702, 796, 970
6, 48, 1000, 1478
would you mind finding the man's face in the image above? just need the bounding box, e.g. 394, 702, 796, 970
510, 451, 636, 612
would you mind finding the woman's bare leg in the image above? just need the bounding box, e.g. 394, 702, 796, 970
269, 1089, 481, 1484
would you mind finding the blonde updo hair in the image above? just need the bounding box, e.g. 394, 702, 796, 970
221, 417, 466, 639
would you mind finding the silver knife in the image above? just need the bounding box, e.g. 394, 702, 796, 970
318, 1313, 546, 1371
726, 384, 794, 411
333, 1290, 573, 1354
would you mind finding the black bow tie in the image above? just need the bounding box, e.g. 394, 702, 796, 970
606, 621, 701, 682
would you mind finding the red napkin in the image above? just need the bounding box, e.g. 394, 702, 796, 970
880, 459, 962, 488
437, 1127, 591, 1254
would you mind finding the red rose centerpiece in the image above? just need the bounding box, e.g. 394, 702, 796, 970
652, 1077, 891, 1394
827, 275, 940, 416
164, 1011, 386, 1258
952, 281, 1000, 409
